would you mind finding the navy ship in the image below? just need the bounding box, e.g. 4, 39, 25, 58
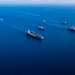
68, 26, 75, 31
38, 26, 45, 30
0, 18, 3, 21
26, 29, 44, 40
61, 21, 67, 25
42, 20, 46, 23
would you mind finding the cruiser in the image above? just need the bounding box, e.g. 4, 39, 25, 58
68, 26, 75, 31
26, 29, 44, 40
38, 26, 45, 30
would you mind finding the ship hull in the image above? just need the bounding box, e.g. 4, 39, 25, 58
38, 28, 45, 30
68, 28, 75, 31
26, 31, 44, 40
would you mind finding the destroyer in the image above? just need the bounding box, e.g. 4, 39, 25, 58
26, 29, 44, 40
42, 20, 46, 23
0, 18, 3, 21
38, 26, 45, 30
68, 26, 75, 31
61, 21, 67, 25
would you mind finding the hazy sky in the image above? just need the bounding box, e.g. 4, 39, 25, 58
0, 0, 75, 4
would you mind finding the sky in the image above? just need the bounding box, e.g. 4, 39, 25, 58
0, 0, 75, 4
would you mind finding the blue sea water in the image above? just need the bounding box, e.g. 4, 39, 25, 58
0, 5, 75, 75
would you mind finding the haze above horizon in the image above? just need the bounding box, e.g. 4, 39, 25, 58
0, 0, 75, 5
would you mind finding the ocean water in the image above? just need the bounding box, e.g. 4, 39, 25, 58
0, 5, 75, 75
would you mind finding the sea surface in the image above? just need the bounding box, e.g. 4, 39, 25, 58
0, 5, 75, 75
